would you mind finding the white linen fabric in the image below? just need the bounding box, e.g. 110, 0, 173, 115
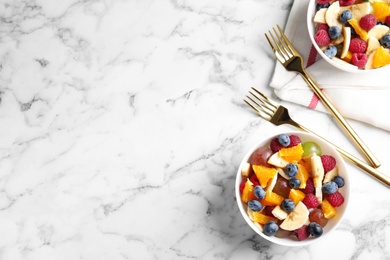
269, 0, 390, 131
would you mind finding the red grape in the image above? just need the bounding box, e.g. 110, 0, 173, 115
249, 146, 273, 167
309, 209, 328, 227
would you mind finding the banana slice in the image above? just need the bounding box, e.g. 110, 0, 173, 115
365, 51, 375, 70
340, 2, 371, 20
323, 166, 339, 184
277, 167, 291, 180
241, 162, 251, 177
266, 172, 278, 192
314, 8, 327, 24
341, 26, 351, 58
272, 205, 288, 220
326, 1, 343, 30
366, 36, 381, 55
367, 25, 390, 40
311, 154, 324, 202
279, 202, 309, 231
267, 152, 289, 168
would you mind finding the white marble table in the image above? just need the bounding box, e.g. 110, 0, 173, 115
1, 0, 389, 259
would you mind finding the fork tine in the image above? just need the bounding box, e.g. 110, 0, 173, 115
250, 87, 279, 108
276, 24, 297, 56
248, 91, 275, 114
244, 96, 273, 120
271, 27, 290, 59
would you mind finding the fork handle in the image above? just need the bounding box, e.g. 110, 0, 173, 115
289, 121, 390, 188
300, 70, 381, 169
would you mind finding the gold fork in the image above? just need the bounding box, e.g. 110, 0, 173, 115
265, 24, 381, 169
244, 87, 390, 188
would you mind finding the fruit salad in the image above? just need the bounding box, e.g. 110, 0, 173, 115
312, 0, 390, 70
238, 134, 346, 241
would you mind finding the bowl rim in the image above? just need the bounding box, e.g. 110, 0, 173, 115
306, 0, 389, 73
235, 131, 350, 247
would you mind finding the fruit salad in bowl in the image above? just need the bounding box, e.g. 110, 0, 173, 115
307, 0, 390, 72
235, 132, 350, 246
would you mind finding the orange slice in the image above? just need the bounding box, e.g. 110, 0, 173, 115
260, 190, 284, 206
322, 198, 336, 219
348, 19, 368, 41
296, 163, 310, 189
373, 2, 390, 22
251, 212, 278, 225
278, 144, 304, 162
253, 165, 278, 188
289, 189, 306, 205
241, 179, 256, 203
373, 46, 390, 68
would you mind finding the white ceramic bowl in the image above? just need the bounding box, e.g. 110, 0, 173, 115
235, 131, 350, 247
307, 0, 387, 73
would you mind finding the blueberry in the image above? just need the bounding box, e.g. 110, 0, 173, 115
278, 134, 290, 147
328, 26, 341, 39
289, 177, 301, 189
380, 35, 390, 47
285, 163, 298, 177
263, 221, 279, 236
308, 222, 323, 237
324, 46, 337, 58
316, 3, 330, 11
254, 185, 266, 199
333, 176, 345, 188
281, 199, 295, 213
340, 10, 352, 23
322, 181, 338, 194
248, 200, 263, 212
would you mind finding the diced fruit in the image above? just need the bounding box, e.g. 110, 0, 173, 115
272, 205, 289, 220
252, 211, 278, 225
294, 225, 310, 241
373, 46, 390, 68
241, 162, 251, 177
322, 198, 337, 218
296, 163, 310, 189
309, 208, 329, 227
280, 201, 309, 231
273, 176, 291, 198
302, 193, 320, 209
249, 146, 273, 167
348, 19, 368, 41
278, 144, 304, 162
327, 191, 345, 207
241, 179, 256, 203
289, 189, 306, 205
373, 2, 390, 22
302, 141, 322, 157
260, 190, 284, 206
301, 177, 315, 194
253, 165, 278, 188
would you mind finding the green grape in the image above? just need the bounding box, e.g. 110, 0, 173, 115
302, 141, 322, 157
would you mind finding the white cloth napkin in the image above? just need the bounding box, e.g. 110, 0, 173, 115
270, 0, 390, 131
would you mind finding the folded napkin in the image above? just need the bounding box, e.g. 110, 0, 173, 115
270, 0, 390, 131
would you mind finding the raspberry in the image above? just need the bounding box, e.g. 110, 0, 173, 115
314, 29, 331, 47
385, 15, 390, 27
321, 155, 336, 173
301, 177, 315, 194
294, 225, 310, 241
239, 180, 246, 194
302, 193, 320, 209
249, 174, 260, 187
317, 0, 331, 4
360, 14, 377, 31
270, 138, 283, 153
351, 53, 368, 69
349, 38, 367, 53
327, 191, 345, 207
339, 0, 355, 6
288, 135, 302, 147
318, 24, 329, 31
